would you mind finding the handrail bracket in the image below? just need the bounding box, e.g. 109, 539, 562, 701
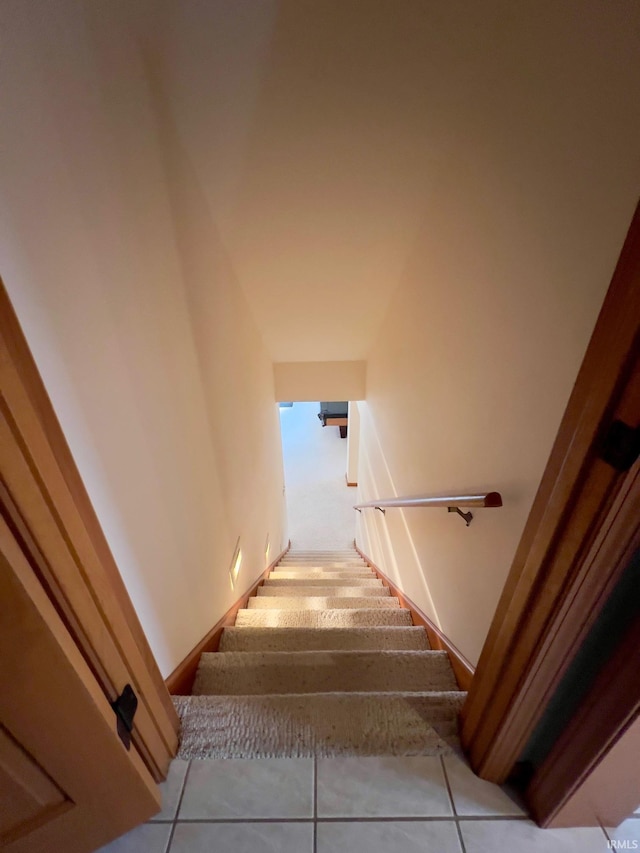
448, 506, 473, 526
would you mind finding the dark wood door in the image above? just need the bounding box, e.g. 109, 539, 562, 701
0, 514, 160, 852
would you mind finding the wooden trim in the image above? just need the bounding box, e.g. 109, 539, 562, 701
354, 542, 475, 691
526, 466, 640, 826
1, 280, 179, 783
0, 513, 161, 850
345, 474, 358, 487
165, 541, 291, 695
460, 200, 640, 783
325, 416, 348, 426
529, 616, 640, 827
355, 492, 502, 510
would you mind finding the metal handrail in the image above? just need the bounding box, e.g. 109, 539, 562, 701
354, 491, 502, 526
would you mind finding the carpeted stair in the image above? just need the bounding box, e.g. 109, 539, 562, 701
174, 548, 466, 759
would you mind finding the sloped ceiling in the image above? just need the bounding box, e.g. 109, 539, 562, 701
125, 0, 640, 362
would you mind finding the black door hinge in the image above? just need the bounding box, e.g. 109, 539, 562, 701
600, 420, 640, 472
111, 684, 138, 751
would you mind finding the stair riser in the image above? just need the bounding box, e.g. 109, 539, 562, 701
264, 578, 382, 587
270, 571, 375, 579
286, 553, 359, 557
257, 586, 390, 598
280, 559, 366, 565
248, 597, 400, 610
234, 609, 413, 628
282, 555, 364, 559
275, 565, 370, 571
278, 565, 368, 571
194, 651, 458, 695
219, 627, 431, 652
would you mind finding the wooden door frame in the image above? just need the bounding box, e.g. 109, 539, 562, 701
1, 280, 179, 783
461, 200, 640, 794
527, 529, 640, 827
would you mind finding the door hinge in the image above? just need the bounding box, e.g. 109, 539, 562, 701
111, 684, 138, 751
600, 420, 640, 472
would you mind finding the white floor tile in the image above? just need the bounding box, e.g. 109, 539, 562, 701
461, 819, 610, 853
317, 820, 463, 853
317, 756, 453, 817
607, 818, 640, 846
169, 822, 314, 853
443, 754, 526, 816
149, 759, 189, 822
96, 822, 172, 853
178, 758, 314, 819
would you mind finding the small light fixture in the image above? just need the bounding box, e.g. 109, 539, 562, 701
264, 534, 271, 567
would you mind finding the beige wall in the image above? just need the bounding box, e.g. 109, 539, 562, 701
0, 1, 286, 678
355, 2, 640, 665
274, 361, 366, 402
3, 0, 640, 676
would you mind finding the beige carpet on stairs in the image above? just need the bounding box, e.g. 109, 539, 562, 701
174, 548, 466, 759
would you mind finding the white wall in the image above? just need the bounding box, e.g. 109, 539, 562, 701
0, 0, 286, 677
355, 0, 640, 665
274, 361, 366, 402
280, 403, 356, 549
346, 402, 361, 486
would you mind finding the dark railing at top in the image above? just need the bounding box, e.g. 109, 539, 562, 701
354, 491, 503, 526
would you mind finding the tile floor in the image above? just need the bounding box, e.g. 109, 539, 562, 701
99, 753, 640, 852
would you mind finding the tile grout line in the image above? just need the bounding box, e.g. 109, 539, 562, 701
441, 755, 468, 853
166, 759, 192, 852
317, 815, 531, 823
313, 756, 318, 853
160, 815, 532, 825
169, 817, 315, 824
601, 821, 613, 844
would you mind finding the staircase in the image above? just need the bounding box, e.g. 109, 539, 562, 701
173, 549, 466, 759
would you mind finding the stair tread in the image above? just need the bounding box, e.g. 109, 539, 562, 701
280, 559, 366, 564
193, 650, 459, 695
248, 596, 400, 610
286, 551, 360, 555
286, 552, 360, 557
257, 585, 390, 597
219, 626, 431, 652
278, 566, 368, 571
264, 577, 382, 586
270, 570, 375, 579
173, 692, 465, 759
235, 608, 413, 628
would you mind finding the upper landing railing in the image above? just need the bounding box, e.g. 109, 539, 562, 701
354, 491, 503, 526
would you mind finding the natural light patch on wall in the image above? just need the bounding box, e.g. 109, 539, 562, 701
229, 539, 243, 590
355, 402, 441, 629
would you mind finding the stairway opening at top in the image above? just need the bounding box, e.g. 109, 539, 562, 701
279, 401, 360, 550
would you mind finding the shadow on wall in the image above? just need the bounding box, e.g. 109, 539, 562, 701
355, 402, 441, 627
280, 402, 356, 549
135, 40, 287, 668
